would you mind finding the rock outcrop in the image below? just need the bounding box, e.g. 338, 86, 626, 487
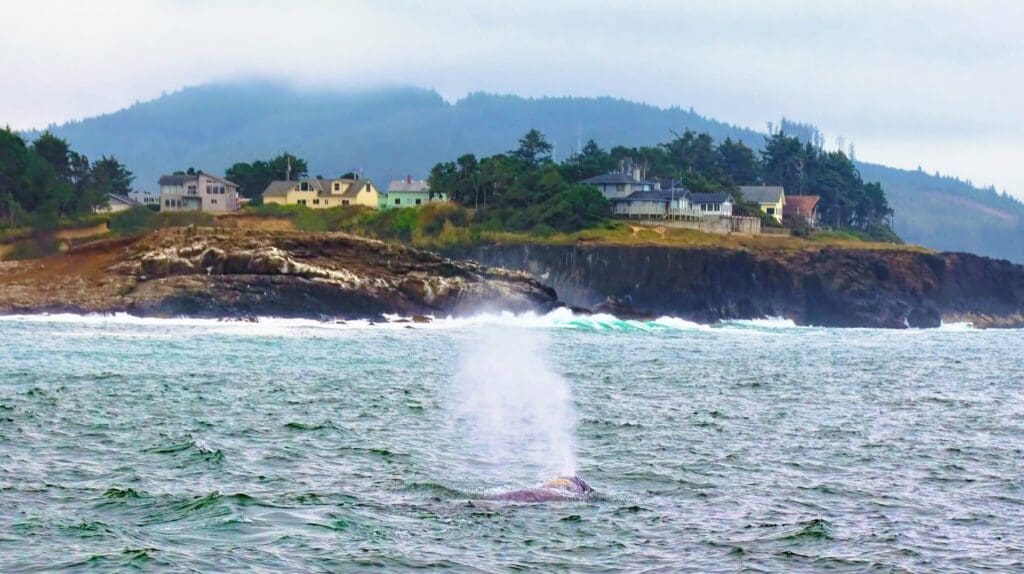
453, 244, 1024, 328
0, 228, 557, 319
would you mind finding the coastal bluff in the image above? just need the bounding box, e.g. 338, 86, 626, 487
452, 243, 1024, 329
0, 228, 557, 319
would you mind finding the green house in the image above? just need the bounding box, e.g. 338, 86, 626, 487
383, 177, 447, 209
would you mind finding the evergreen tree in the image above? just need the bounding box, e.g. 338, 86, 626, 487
225, 153, 309, 199
716, 138, 759, 185
513, 129, 553, 167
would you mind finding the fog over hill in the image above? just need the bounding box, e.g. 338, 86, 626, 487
30, 82, 1024, 262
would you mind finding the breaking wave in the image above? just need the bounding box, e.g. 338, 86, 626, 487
0, 309, 708, 334
0, 310, 991, 334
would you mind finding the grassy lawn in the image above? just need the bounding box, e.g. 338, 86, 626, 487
3, 204, 926, 262
476, 222, 927, 253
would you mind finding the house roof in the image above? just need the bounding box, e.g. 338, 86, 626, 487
202, 172, 238, 188
106, 193, 139, 206
783, 195, 820, 217
690, 192, 733, 204
262, 181, 295, 198
610, 189, 692, 203
388, 179, 430, 193
738, 185, 785, 204
580, 173, 644, 185
339, 179, 374, 198
262, 178, 375, 199
158, 172, 236, 188
158, 174, 196, 186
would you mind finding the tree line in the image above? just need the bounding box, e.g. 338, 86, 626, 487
0, 128, 133, 228
428, 127, 895, 234
1, 123, 894, 238
428, 129, 610, 233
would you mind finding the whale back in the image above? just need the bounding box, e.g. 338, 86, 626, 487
487, 475, 594, 502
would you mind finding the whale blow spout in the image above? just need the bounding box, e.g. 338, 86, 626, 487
487, 475, 594, 503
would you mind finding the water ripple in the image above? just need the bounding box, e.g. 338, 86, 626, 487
0, 316, 1021, 571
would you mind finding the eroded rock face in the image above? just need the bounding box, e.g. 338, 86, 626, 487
454, 244, 1024, 328
0, 228, 558, 319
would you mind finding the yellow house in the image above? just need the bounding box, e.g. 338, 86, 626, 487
739, 186, 786, 223
261, 178, 380, 209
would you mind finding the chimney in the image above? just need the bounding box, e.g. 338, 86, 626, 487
407, 174, 412, 184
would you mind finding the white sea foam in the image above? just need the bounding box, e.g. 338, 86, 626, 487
716, 317, 800, 329
937, 321, 977, 331
0, 310, 994, 334
0, 309, 710, 334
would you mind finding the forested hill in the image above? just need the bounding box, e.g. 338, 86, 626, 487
29, 81, 1024, 262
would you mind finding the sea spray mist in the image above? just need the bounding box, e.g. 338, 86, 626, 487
447, 326, 577, 487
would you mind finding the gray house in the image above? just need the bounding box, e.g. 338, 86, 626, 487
580, 173, 655, 200
611, 189, 699, 218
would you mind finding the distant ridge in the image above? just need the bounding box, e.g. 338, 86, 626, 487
27, 81, 1024, 262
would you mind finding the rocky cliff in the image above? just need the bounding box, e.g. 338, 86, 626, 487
453, 244, 1024, 328
0, 228, 557, 319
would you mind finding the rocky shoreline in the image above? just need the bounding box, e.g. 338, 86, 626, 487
0, 228, 557, 320
2, 228, 1023, 328
452, 243, 1024, 329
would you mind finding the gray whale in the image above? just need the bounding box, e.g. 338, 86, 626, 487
486, 476, 594, 503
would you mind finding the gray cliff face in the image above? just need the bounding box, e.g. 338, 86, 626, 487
452, 244, 1024, 329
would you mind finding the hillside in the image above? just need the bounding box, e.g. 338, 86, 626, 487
29, 81, 1024, 262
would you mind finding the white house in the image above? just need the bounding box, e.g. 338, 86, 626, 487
129, 190, 160, 208
94, 193, 140, 214
158, 172, 240, 212
689, 192, 734, 217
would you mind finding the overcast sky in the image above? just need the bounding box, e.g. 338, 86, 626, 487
3, 0, 1023, 197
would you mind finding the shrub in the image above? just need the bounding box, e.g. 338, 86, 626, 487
8, 237, 61, 260
108, 208, 215, 236
108, 207, 158, 235
783, 214, 812, 238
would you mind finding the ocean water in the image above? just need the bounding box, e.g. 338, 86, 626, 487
1, 312, 1022, 572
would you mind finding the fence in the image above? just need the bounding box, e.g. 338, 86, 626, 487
627, 216, 762, 235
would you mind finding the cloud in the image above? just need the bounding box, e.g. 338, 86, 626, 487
2, 0, 1022, 195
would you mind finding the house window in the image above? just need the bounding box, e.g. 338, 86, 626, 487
395, 198, 401, 205
415, 199, 422, 205
616, 184, 625, 192
766, 207, 775, 215
313, 199, 320, 205
211, 199, 217, 204
342, 200, 349, 206
323, 200, 329, 205
334, 182, 340, 191
300, 182, 309, 191
164, 199, 170, 207
298, 199, 307, 206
